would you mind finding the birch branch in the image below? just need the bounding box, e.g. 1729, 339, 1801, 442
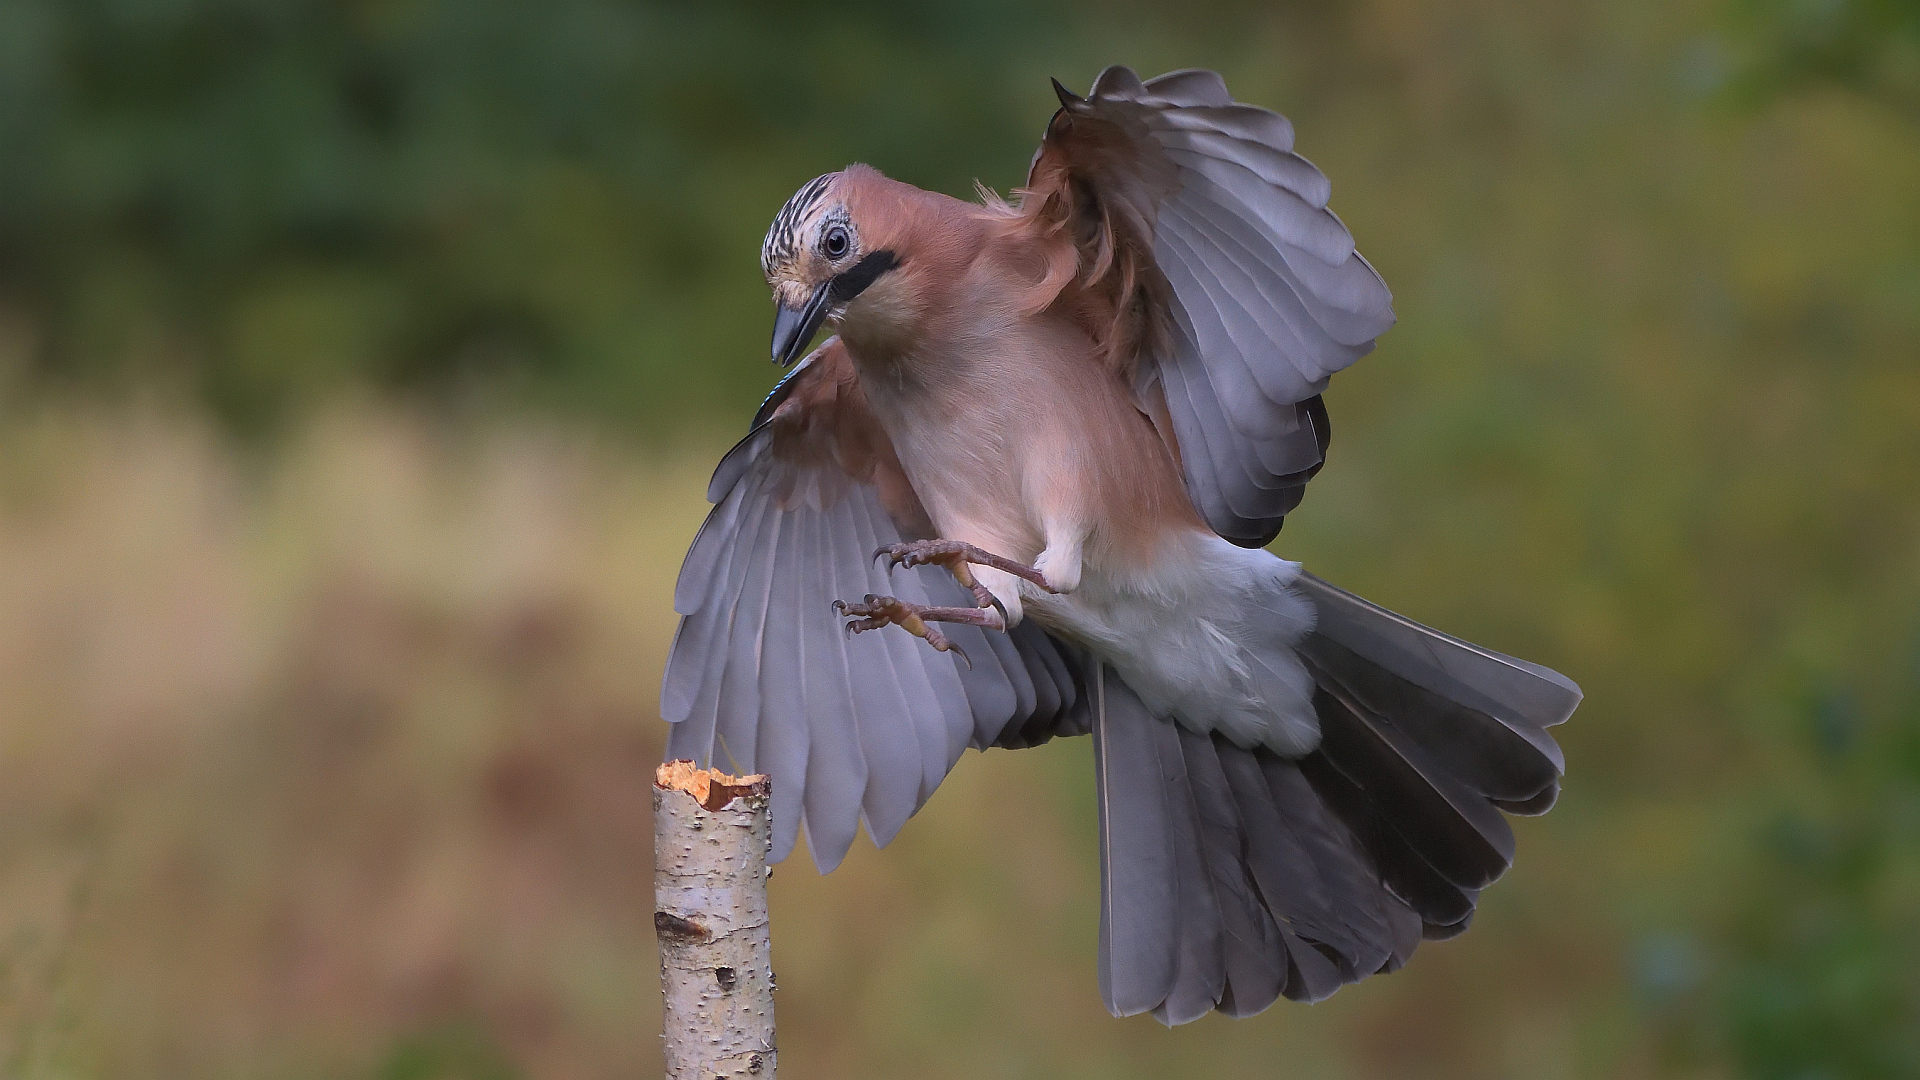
654, 760, 775, 1080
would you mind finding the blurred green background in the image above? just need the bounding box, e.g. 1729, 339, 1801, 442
1, 0, 1917, 1077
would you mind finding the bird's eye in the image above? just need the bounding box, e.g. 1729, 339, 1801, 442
822, 226, 850, 259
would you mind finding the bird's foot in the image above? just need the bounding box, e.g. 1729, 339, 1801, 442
873, 539, 1054, 610
832, 594, 1008, 666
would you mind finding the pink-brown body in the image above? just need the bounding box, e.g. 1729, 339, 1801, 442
773, 165, 1321, 755
831, 170, 1202, 593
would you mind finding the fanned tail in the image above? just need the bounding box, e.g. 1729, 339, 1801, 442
1092, 572, 1580, 1022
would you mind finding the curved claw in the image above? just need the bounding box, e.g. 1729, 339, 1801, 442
830, 589, 995, 667
917, 623, 971, 669
836, 595, 893, 636
871, 542, 929, 572
985, 593, 1008, 625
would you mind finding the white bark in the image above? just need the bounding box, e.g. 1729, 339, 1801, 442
654, 761, 776, 1080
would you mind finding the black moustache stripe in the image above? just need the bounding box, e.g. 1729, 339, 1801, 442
827, 250, 900, 305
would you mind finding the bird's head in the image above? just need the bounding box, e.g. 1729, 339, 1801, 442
761, 166, 906, 366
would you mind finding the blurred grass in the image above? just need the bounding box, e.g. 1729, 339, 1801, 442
1, 0, 1919, 1076
0, 406, 699, 1077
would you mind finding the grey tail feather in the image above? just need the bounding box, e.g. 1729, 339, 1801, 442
1091, 576, 1578, 1022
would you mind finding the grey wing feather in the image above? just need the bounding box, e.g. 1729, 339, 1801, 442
1296, 571, 1583, 737
1049, 66, 1396, 545
1150, 721, 1226, 1026
991, 622, 1091, 747
755, 510, 815, 861
1035, 70, 1582, 1020
1306, 667, 1520, 890
662, 349, 1087, 870
1093, 664, 1442, 1020
1082, 555, 1579, 1019
1090, 664, 1180, 1016
1174, 726, 1286, 1018
789, 497, 870, 871
1292, 573, 1580, 935
1137, 68, 1234, 107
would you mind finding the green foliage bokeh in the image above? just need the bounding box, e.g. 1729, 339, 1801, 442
0, 0, 1103, 429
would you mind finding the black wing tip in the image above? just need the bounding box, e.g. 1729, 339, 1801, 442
750, 337, 832, 430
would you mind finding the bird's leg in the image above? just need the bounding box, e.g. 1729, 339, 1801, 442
872, 539, 1057, 610
833, 594, 1006, 667
837, 540, 1053, 662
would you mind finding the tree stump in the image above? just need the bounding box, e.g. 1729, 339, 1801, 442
653, 760, 775, 1079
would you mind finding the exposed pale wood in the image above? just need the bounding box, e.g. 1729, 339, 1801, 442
654, 761, 775, 1079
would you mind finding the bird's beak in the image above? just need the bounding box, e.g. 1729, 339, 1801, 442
771, 280, 835, 367
769, 250, 902, 366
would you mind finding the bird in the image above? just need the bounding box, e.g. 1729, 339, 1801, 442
661, 66, 1582, 1024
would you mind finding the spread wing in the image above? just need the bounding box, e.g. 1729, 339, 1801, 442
1024, 67, 1396, 546
660, 338, 1087, 872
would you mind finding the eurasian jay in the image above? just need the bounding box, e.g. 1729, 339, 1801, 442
663, 67, 1582, 1023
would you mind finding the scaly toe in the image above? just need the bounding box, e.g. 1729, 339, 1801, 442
920, 625, 970, 667
831, 592, 985, 663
